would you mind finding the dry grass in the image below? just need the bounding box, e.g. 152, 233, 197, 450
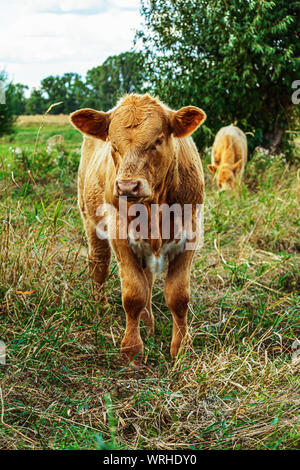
16, 114, 71, 127
0, 138, 299, 450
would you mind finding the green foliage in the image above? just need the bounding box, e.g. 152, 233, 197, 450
25, 88, 48, 115
245, 146, 288, 189
0, 119, 81, 183
40, 72, 88, 114
85, 51, 146, 111
0, 143, 80, 184
94, 395, 124, 450
137, 0, 300, 155
7, 83, 28, 116
0, 71, 16, 137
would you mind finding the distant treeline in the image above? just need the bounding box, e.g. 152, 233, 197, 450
1, 0, 299, 158
4, 52, 145, 116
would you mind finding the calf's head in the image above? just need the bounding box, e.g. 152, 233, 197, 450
208, 160, 241, 191
71, 94, 206, 201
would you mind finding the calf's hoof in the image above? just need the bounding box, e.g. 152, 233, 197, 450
170, 335, 192, 360
121, 339, 143, 367
170, 341, 181, 360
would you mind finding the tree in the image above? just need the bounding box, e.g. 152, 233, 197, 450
25, 88, 47, 115
137, 0, 300, 153
7, 83, 28, 115
85, 52, 146, 111
41, 73, 87, 114
0, 71, 15, 136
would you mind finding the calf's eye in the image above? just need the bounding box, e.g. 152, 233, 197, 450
150, 137, 163, 150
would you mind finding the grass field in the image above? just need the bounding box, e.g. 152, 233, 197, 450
0, 114, 82, 155
0, 116, 299, 450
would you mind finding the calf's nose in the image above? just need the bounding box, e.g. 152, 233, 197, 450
116, 179, 140, 197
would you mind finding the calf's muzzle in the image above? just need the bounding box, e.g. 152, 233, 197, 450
114, 178, 151, 199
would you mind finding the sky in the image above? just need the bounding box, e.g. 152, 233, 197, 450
0, 0, 142, 92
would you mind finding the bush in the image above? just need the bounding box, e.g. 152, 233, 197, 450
0, 144, 80, 184
0, 71, 15, 137
245, 147, 288, 190
137, 0, 300, 156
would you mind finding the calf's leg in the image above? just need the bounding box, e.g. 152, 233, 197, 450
140, 268, 155, 336
112, 242, 149, 365
78, 186, 111, 287
85, 221, 111, 286
164, 250, 194, 359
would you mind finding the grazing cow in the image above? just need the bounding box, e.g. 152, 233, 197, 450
208, 125, 247, 190
70, 94, 206, 365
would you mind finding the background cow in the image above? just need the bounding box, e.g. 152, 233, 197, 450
208, 125, 247, 190
70, 94, 206, 366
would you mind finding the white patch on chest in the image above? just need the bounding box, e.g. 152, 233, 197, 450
128, 234, 186, 275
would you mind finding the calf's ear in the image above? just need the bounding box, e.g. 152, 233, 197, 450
70, 108, 110, 141
170, 106, 206, 138
208, 164, 217, 174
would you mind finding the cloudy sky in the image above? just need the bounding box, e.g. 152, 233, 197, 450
0, 0, 142, 91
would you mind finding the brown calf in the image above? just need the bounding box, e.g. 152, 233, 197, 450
208, 125, 247, 190
70, 94, 206, 365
